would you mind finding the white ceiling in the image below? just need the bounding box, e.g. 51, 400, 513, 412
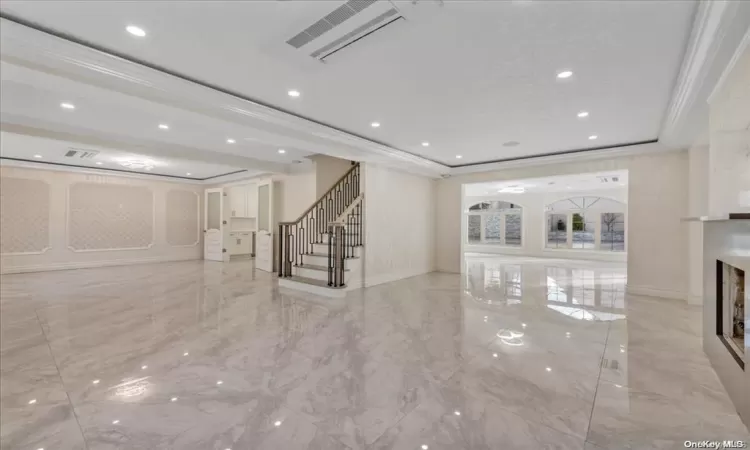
0, 61, 312, 172
0, 0, 697, 166
464, 170, 629, 196
0, 132, 251, 180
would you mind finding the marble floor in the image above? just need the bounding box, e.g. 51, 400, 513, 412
1, 256, 747, 450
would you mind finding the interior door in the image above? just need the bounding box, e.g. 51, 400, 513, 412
204, 188, 226, 262
255, 179, 274, 272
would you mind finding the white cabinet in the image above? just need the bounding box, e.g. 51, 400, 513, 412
228, 184, 258, 218
228, 231, 254, 255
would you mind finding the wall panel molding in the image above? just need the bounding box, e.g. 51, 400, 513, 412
67, 182, 155, 252
0, 177, 51, 255
166, 189, 200, 247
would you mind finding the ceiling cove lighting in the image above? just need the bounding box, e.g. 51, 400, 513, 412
226, 139, 236, 144
557, 70, 573, 79
158, 124, 169, 130
126, 25, 146, 37
60, 103, 75, 109
370, 122, 380, 128
287, 90, 300, 97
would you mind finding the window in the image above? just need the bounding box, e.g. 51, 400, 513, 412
465, 201, 522, 246
572, 213, 595, 249
600, 213, 625, 251
545, 197, 626, 252
546, 213, 567, 248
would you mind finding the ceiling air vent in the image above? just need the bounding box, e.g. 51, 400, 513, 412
64, 148, 100, 159
285, 0, 404, 62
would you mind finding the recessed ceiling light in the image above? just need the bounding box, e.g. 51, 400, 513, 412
577, 111, 589, 118
546, 367, 552, 372
422, 142, 430, 147
278, 149, 286, 154
171, 397, 178, 402
371, 122, 380, 128
455, 155, 462, 159
28, 399, 37, 405
141, 365, 147, 370
226, 139, 235, 144
158, 124, 169, 130
60, 103, 75, 110
454, 410, 461, 416
33, 154, 42, 158
274, 420, 282, 427
95, 162, 103, 165
287, 90, 300, 97
589, 135, 598, 140
126, 25, 146, 37
186, 172, 192, 176
92, 379, 100, 384
557, 70, 573, 79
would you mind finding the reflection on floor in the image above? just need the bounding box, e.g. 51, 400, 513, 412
1, 257, 747, 449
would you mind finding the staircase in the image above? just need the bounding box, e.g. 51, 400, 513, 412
278, 163, 363, 297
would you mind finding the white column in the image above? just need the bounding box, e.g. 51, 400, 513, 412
566, 212, 574, 248
594, 213, 602, 250
499, 213, 507, 245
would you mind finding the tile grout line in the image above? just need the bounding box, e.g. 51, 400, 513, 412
584, 319, 612, 446
34, 308, 91, 450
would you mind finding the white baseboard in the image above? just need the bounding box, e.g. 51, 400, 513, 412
364, 267, 432, 288
1, 255, 201, 274
278, 278, 347, 298
626, 284, 688, 301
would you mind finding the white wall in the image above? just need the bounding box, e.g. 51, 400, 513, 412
436, 151, 689, 300
687, 145, 709, 304
0, 165, 203, 274
274, 169, 317, 222
363, 163, 435, 287
463, 186, 628, 262
310, 154, 353, 198
708, 42, 750, 216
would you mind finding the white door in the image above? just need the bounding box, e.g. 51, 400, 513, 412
204, 188, 226, 262
255, 179, 275, 272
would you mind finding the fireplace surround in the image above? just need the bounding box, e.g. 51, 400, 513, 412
699, 217, 749, 429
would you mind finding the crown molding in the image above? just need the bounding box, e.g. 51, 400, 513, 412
0, 16, 448, 178
659, 0, 750, 148
707, 27, 750, 105
448, 141, 673, 176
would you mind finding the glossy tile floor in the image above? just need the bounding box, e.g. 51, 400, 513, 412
1, 257, 748, 450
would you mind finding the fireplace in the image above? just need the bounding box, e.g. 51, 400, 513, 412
717, 260, 746, 368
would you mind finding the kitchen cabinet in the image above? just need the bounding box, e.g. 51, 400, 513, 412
228, 184, 258, 218
228, 231, 254, 255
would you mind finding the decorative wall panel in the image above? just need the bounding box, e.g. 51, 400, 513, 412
166, 190, 199, 246
68, 183, 153, 251
0, 177, 50, 254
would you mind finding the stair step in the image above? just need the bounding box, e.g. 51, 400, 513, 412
296, 263, 350, 272
306, 252, 360, 259
286, 275, 345, 289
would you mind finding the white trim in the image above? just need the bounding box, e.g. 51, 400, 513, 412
449, 142, 673, 176
65, 183, 156, 252
0, 255, 200, 275
707, 27, 750, 104
626, 284, 687, 301
0, 158, 207, 184
166, 190, 201, 248
659, 0, 750, 147
687, 294, 703, 306
0, 19, 447, 178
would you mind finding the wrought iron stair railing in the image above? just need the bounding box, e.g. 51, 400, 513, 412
278, 163, 361, 286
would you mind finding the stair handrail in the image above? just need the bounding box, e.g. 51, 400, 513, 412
279, 163, 360, 225
278, 163, 361, 278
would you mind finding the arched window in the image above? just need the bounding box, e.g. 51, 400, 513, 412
545, 196, 626, 252
466, 201, 522, 247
